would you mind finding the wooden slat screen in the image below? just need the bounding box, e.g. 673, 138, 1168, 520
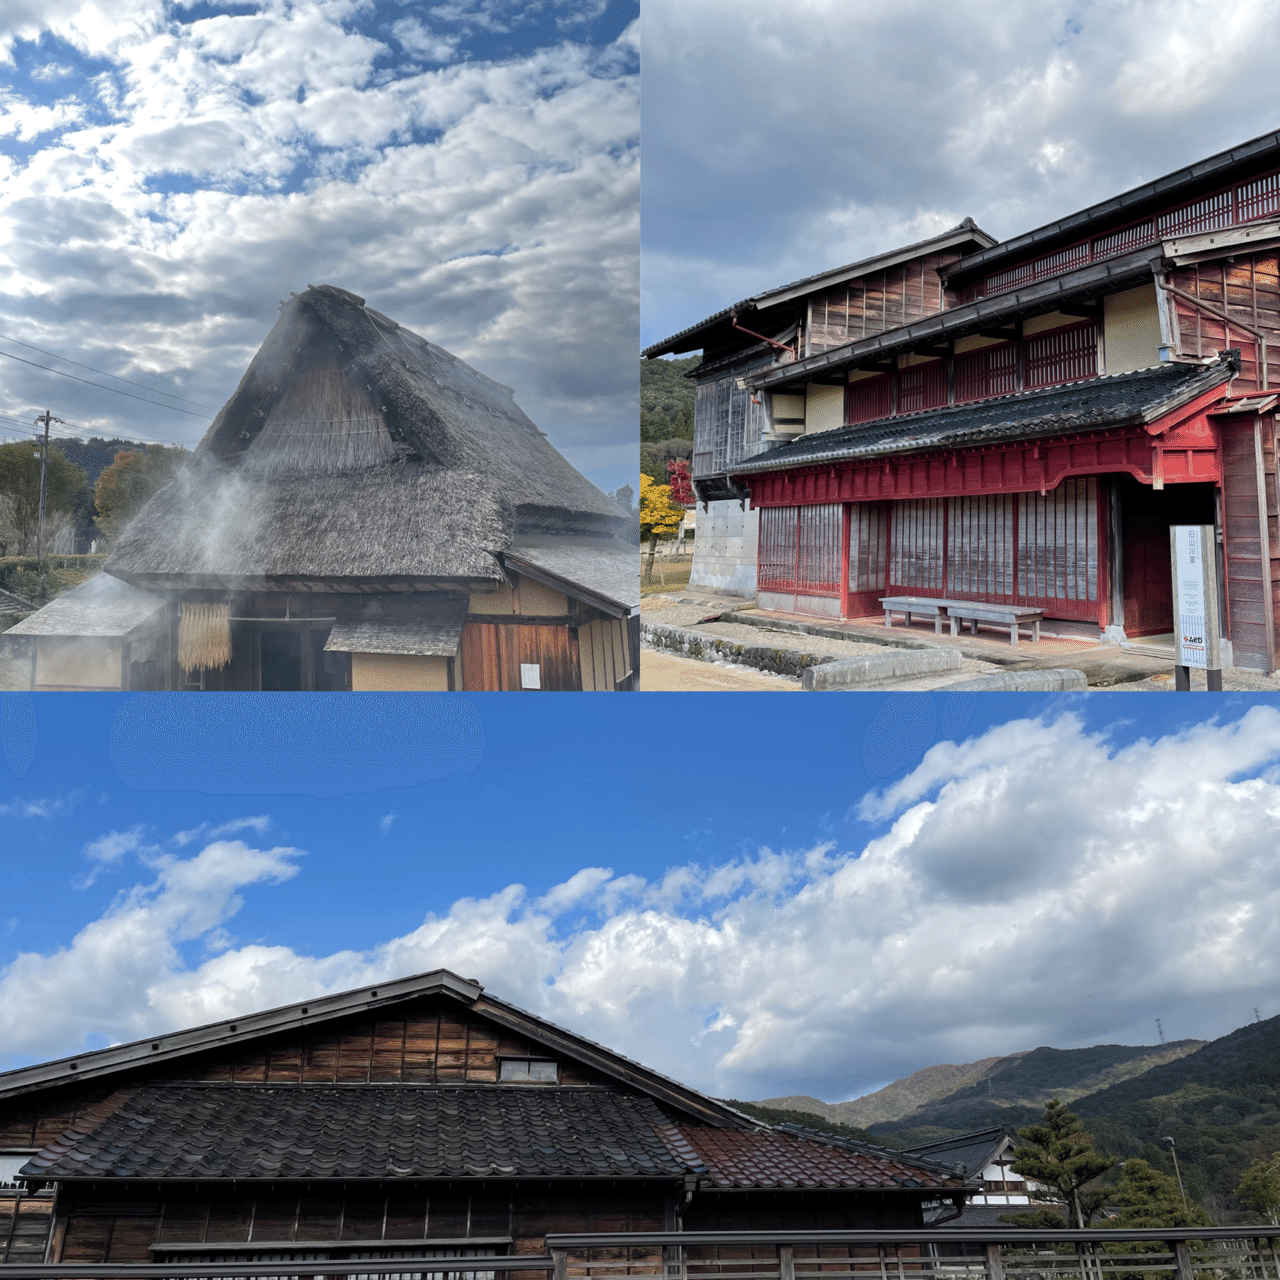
758, 505, 841, 596
849, 503, 888, 593
947, 495, 1014, 598
897, 361, 947, 415
845, 375, 892, 424
888, 499, 945, 592
1025, 322, 1097, 389
796, 504, 843, 593
1016, 477, 1099, 608
955, 343, 1017, 402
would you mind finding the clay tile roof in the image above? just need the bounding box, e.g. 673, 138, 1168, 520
660, 1124, 962, 1191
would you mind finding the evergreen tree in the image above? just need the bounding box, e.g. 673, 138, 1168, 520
1011, 1098, 1117, 1227
1110, 1158, 1213, 1227
1235, 1156, 1280, 1225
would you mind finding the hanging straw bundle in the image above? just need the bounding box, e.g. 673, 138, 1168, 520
179, 601, 232, 672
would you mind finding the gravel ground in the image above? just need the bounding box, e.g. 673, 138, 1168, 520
640, 595, 734, 628
693, 619, 1006, 685
1097, 667, 1280, 692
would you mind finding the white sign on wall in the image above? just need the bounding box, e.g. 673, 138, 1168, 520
519, 663, 541, 690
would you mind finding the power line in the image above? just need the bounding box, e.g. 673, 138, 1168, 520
0, 332, 215, 411
0, 348, 213, 418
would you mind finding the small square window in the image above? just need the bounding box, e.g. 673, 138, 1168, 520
499, 1059, 558, 1083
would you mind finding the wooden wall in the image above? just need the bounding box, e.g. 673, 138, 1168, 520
0, 999, 611, 1147
55, 1183, 670, 1264
806, 252, 964, 353
0, 1195, 54, 1263
1169, 253, 1280, 392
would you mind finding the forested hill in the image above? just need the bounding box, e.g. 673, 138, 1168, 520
753, 1013, 1280, 1217
863, 1041, 1204, 1136
760, 1041, 1202, 1134
640, 356, 696, 443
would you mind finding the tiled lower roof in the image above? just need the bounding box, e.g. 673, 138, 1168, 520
733, 360, 1231, 474
19, 1086, 966, 1191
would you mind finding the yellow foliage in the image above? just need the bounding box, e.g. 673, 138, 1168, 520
639, 472, 683, 540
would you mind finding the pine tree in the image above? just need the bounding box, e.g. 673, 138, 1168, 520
1010, 1098, 1117, 1227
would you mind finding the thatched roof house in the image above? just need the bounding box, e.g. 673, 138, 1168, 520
7, 286, 638, 691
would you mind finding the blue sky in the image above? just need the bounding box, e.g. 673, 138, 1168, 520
0, 0, 637, 493
643, 0, 1280, 351
5, 691, 1280, 1104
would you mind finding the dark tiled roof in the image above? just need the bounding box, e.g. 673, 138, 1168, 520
901, 1128, 1013, 1177
22, 1086, 688, 1181
733, 361, 1231, 474
20, 1086, 966, 1191
324, 593, 469, 657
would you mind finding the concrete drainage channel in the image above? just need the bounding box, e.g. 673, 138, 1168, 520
640, 619, 1086, 692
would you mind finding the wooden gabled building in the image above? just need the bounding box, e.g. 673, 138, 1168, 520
5, 287, 638, 692
641, 221, 998, 595
647, 131, 1280, 671
0, 971, 969, 1269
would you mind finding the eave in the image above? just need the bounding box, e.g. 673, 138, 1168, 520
947, 128, 1280, 283
751, 247, 1162, 392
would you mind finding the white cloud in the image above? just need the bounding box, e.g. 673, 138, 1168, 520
641, 0, 1280, 349
0, 791, 80, 817
0, 1, 637, 489
5, 710, 1280, 1099
174, 815, 272, 845
379, 812, 398, 833
0, 839, 300, 1060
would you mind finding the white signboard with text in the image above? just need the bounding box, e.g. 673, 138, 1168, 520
1170, 524, 1221, 671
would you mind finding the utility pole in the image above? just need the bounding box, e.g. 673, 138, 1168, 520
32, 409, 63, 562
1155, 1018, 1166, 1044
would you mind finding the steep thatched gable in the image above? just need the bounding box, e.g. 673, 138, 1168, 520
107, 286, 625, 590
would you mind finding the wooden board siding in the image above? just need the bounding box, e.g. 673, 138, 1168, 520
150, 1003, 608, 1088
0, 1003, 612, 1147
1221, 418, 1278, 669
807, 252, 963, 353
1170, 254, 1280, 392
459, 622, 579, 691
0, 1195, 54, 1262
56, 1185, 670, 1264
578, 617, 629, 691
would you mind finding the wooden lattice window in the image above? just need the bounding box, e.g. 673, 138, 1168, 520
955, 344, 1017, 402
1025, 322, 1097, 389
897, 361, 948, 415
845, 375, 892, 424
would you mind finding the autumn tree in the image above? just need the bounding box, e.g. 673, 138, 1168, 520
1010, 1098, 1117, 1228
94, 444, 188, 543
0, 439, 88, 555
1235, 1155, 1280, 1225
640, 472, 683, 581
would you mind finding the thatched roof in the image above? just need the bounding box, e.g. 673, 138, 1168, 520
5, 575, 163, 638
324, 593, 468, 657
504, 536, 640, 616
107, 285, 626, 590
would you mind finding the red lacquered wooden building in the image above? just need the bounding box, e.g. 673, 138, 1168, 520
647, 133, 1280, 670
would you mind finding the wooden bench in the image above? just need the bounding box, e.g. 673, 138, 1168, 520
879, 596, 1044, 647
946, 603, 1043, 647
878, 596, 952, 635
